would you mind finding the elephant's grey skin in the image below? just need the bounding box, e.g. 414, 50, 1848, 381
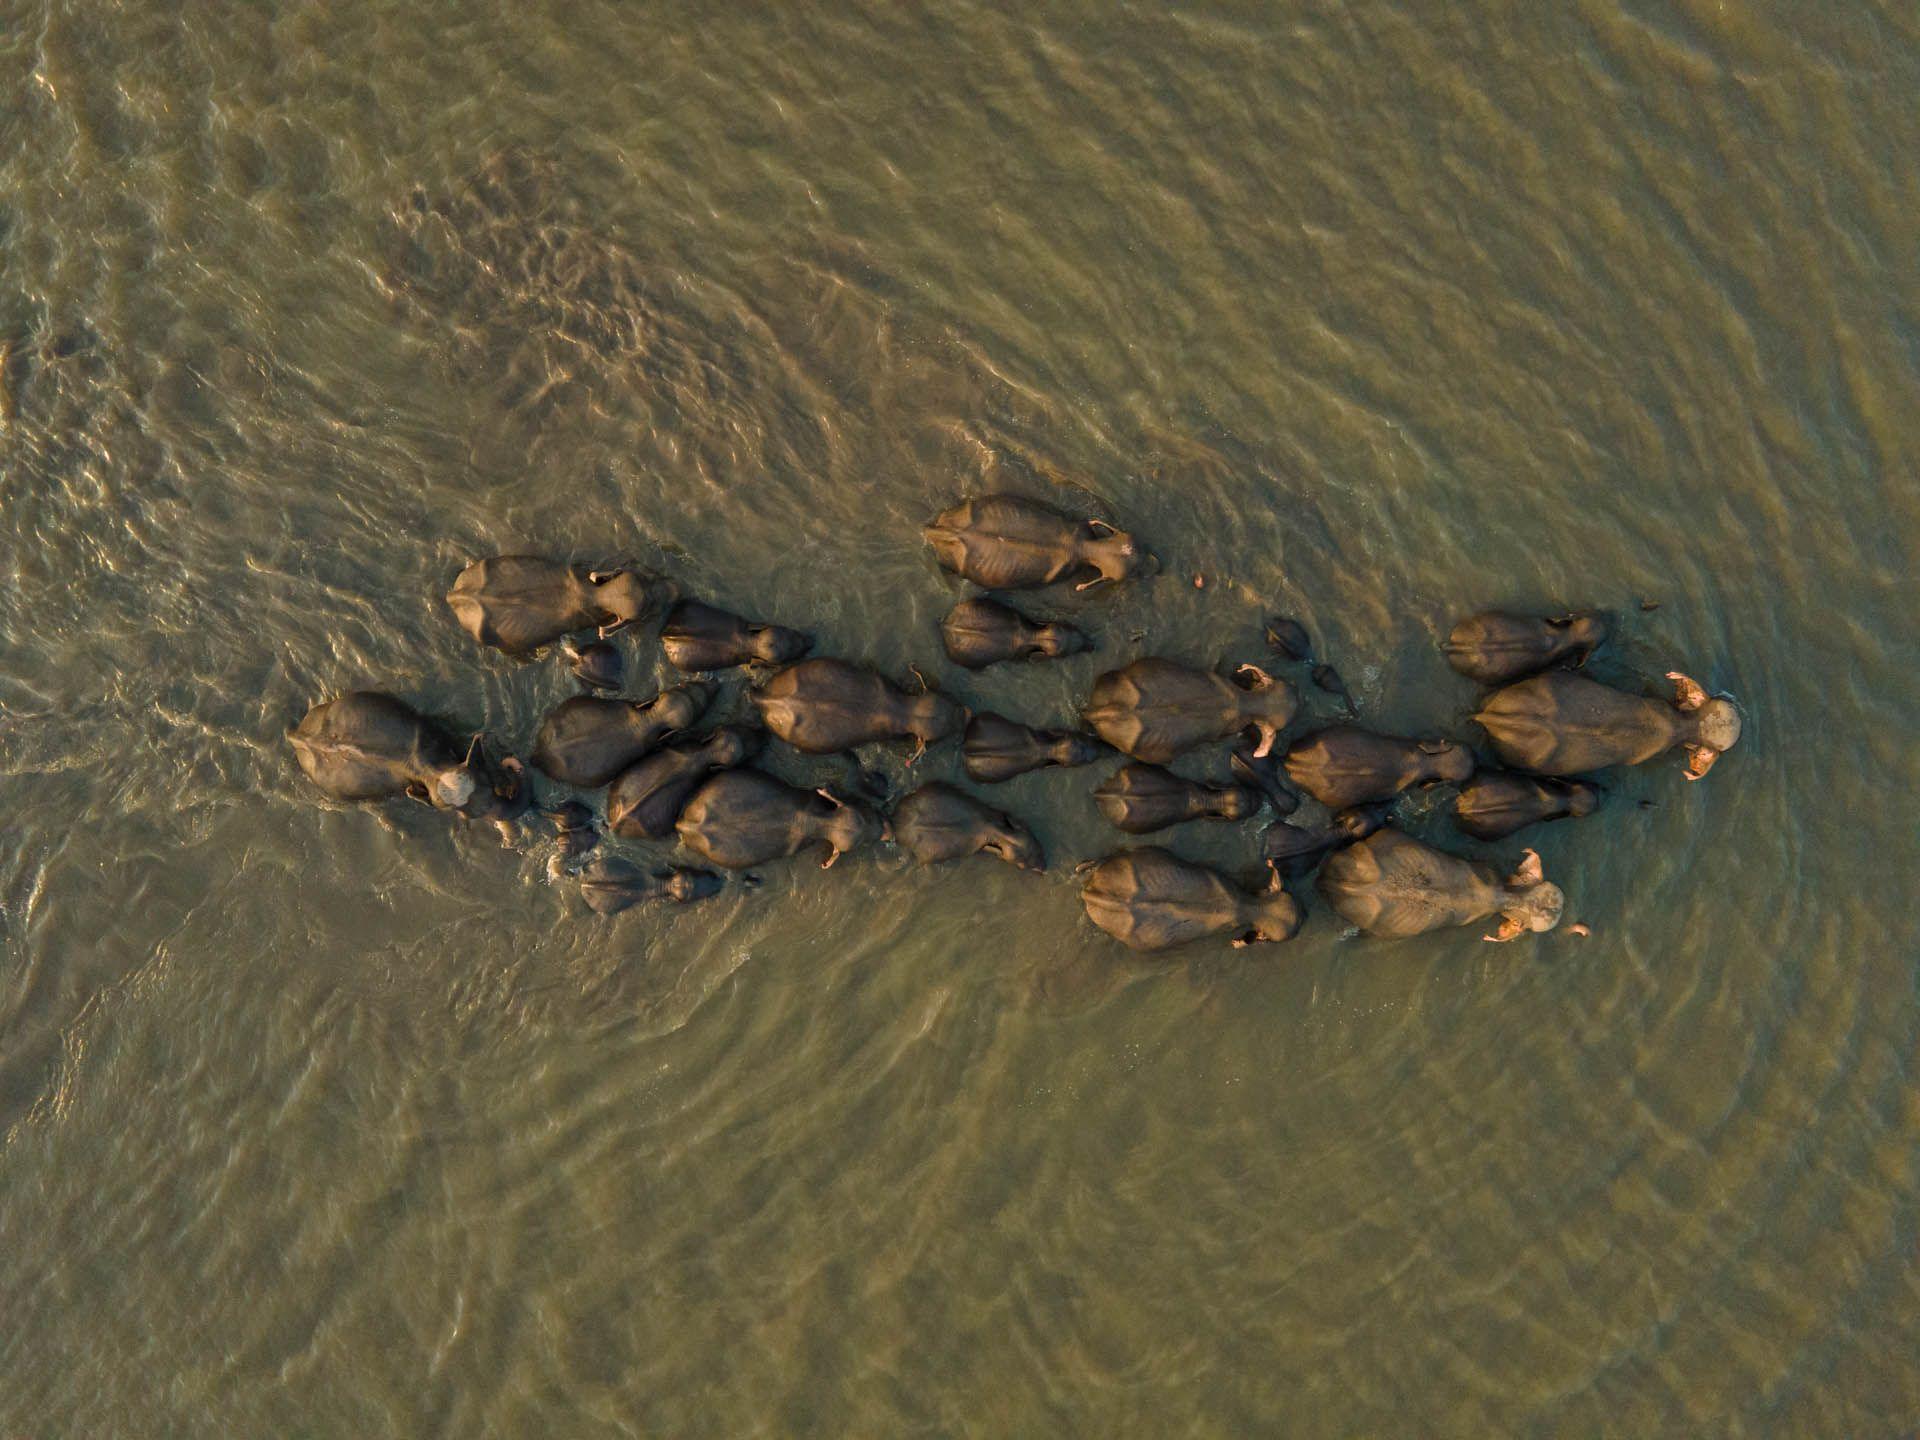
1453, 773, 1600, 841
938, 598, 1090, 670
530, 683, 713, 788
577, 856, 725, 915
661, 598, 812, 672
446, 556, 664, 652
961, 712, 1103, 784
1082, 659, 1297, 764
752, 658, 964, 757
1442, 611, 1609, 686
1318, 830, 1564, 940
606, 726, 764, 840
676, 770, 886, 869
1262, 803, 1391, 878
1474, 670, 1741, 780
891, 783, 1045, 871
1080, 848, 1303, 953
923, 493, 1151, 591
1282, 725, 1474, 809
290, 692, 526, 825
1092, 764, 1264, 834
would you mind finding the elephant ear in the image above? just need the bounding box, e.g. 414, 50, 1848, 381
1231, 663, 1275, 691
1667, 671, 1708, 712
1086, 517, 1118, 536
1416, 738, 1452, 755
1509, 848, 1545, 888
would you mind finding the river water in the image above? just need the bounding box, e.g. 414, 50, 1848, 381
2, 1, 1917, 1434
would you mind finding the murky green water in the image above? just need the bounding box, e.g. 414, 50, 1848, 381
3, 1, 1918, 1434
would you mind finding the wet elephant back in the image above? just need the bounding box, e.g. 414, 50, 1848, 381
1283, 729, 1422, 808
756, 660, 909, 752
676, 770, 811, 867
892, 784, 1001, 864
1084, 660, 1237, 763
1317, 831, 1498, 937
447, 556, 599, 651
290, 693, 455, 800
1477, 673, 1676, 774
532, 695, 691, 787
1443, 613, 1583, 685
924, 495, 1083, 589
1081, 849, 1239, 951
1454, 774, 1582, 840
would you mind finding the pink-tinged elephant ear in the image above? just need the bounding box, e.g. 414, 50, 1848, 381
1667, 671, 1709, 712
1087, 517, 1118, 535
1483, 916, 1525, 943
1511, 848, 1545, 888
1233, 663, 1276, 690
1682, 744, 1720, 781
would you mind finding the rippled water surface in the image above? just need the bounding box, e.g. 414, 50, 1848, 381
3, 1, 1918, 1434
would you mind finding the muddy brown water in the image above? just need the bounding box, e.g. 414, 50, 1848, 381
2, 1, 1917, 1434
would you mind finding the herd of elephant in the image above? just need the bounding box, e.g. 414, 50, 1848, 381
289, 493, 1743, 952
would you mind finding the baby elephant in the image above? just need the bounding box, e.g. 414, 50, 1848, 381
891, 783, 1045, 871
1318, 831, 1564, 941
1262, 803, 1391, 878
676, 770, 886, 870
1442, 611, 1609, 686
1474, 671, 1741, 780
531, 683, 713, 788
289, 692, 527, 825
1083, 659, 1297, 763
962, 712, 1104, 783
1282, 726, 1474, 809
1080, 849, 1303, 953
446, 556, 664, 652
1092, 764, 1263, 834
924, 493, 1150, 591
577, 856, 726, 915
1453, 773, 1600, 841
661, 598, 811, 672
753, 658, 965, 759
939, 598, 1090, 669
606, 726, 764, 839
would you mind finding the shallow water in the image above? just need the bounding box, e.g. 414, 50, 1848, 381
2, 0, 1918, 1434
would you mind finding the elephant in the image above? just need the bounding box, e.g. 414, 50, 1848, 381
1318, 831, 1564, 940
606, 726, 765, 839
891, 783, 1045, 871
752, 658, 964, 759
938, 597, 1090, 669
1083, 659, 1297, 763
1282, 725, 1474, 809
923, 493, 1151, 591
1080, 849, 1303, 952
660, 598, 812, 672
676, 770, 887, 869
446, 556, 664, 652
577, 856, 725, 915
1453, 773, 1600, 841
289, 692, 528, 826
1092, 763, 1264, 834
1473, 670, 1741, 780
961, 712, 1104, 784
1262, 803, 1391, 878
530, 683, 713, 788
1442, 611, 1609, 686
